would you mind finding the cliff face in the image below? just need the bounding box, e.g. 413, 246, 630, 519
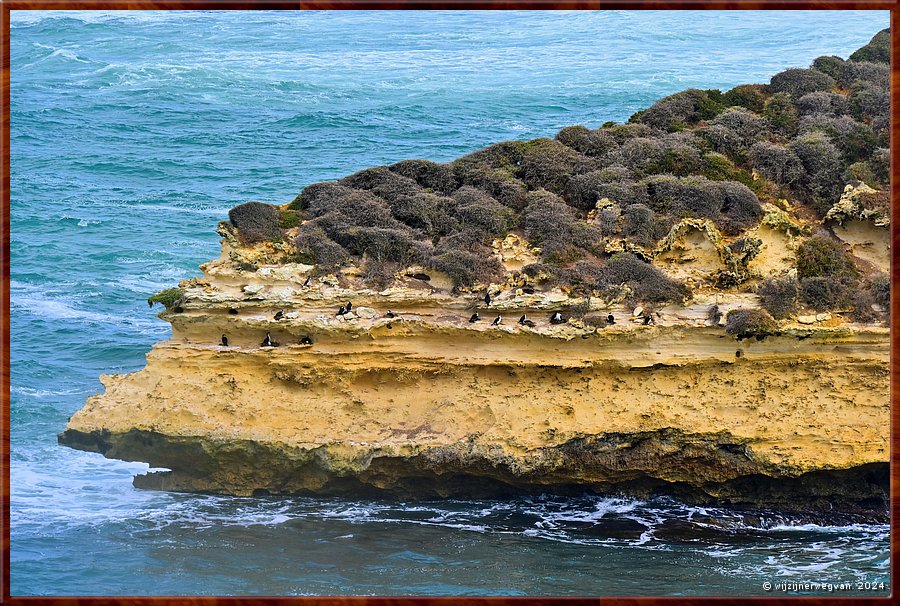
59, 30, 892, 515
60, 230, 889, 514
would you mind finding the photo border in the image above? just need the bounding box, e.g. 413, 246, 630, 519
0, 1, 895, 603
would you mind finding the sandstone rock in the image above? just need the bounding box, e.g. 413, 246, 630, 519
797, 315, 816, 325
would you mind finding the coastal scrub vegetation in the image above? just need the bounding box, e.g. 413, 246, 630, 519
725, 308, 778, 340
225, 29, 887, 314
147, 287, 185, 310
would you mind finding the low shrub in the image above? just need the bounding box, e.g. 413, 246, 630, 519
279, 208, 301, 229
523, 190, 601, 260
799, 113, 878, 164
840, 61, 889, 89
811, 55, 847, 81
702, 152, 754, 186
717, 181, 765, 234
602, 122, 664, 143
452, 186, 516, 238
725, 308, 777, 339
869, 273, 890, 310
622, 203, 669, 248
331, 226, 420, 263
426, 246, 503, 289
762, 93, 800, 137
848, 28, 889, 64
289, 182, 351, 211
795, 235, 859, 281
757, 275, 799, 319
721, 84, 767, 112
749, 141, 804, 187
848, 82, 889, 131
709, 107, 770, 142
636, 88, 725, 131
147, 287, 184, 309
556, 125, 618, 157
641, 175, 762, 234
228, 201, 282, 244
389, 159, 457, 194
362, 258, 400, 290
707, 304, 722, 325
565, 170, 648, 211
796, 91, 849, 116
851, 289, 880, 323
516, 138, 598, 194
800, 276, 854, 311
697, 124, 745, 160
769, 67, 835, 98
293, 225, 350, 269
867, 148, 890, 186
599, 253, 689, 304
788, 133, 844, 213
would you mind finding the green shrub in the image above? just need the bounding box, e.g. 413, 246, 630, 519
762, 93, 800, 137
811, 55, 847, 81
279, 209, 301, 229
757, 275, 799, 319
228, 201, 282, 244
601, 122, 664, 143
725, 308, 777, 339
389, 159, 457, 194
556, 125, 618, 157
721, 84, 767, 112
702, 152, 754, 186
770, 67, 835, 98
307, 188, 401, 232
636, 89, 725, 131
147, 287, 184, 309
795, 236, 859, 281
848, 28, 889, 64
599, 253, 689, 304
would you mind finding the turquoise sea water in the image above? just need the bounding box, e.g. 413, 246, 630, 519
9, 10, 890, 596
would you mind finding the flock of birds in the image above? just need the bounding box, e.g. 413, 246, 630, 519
215, 289, 654, 350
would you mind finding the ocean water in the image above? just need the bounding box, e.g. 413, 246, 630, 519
9, 10, 890, 596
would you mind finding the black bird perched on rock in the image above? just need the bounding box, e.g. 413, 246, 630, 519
491, 315, 502, 326
228, 308, 239, 315
484, 292, 492, 306
346, 301, 353, 312
300, 336, 313, 345
522, 286, 535, 295
550, 311, 565, 325
642, 314, 654, 326
518, 314, 536, 328
261, 332, 274, 347
337, 306, 347, 316
274, 309, 284, 321
469, 312, 480, 323
385, 310, 396, 318
607, 313, 616, 325
221, 335, 228, 347
303, 275, 312, 287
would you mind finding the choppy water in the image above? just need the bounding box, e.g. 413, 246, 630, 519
9, 10, 890, 596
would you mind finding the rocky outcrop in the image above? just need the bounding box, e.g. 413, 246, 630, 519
59, 234, 890, 515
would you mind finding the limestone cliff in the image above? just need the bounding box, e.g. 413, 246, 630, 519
60, 224, 889, 515
60, 31, 892, 515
